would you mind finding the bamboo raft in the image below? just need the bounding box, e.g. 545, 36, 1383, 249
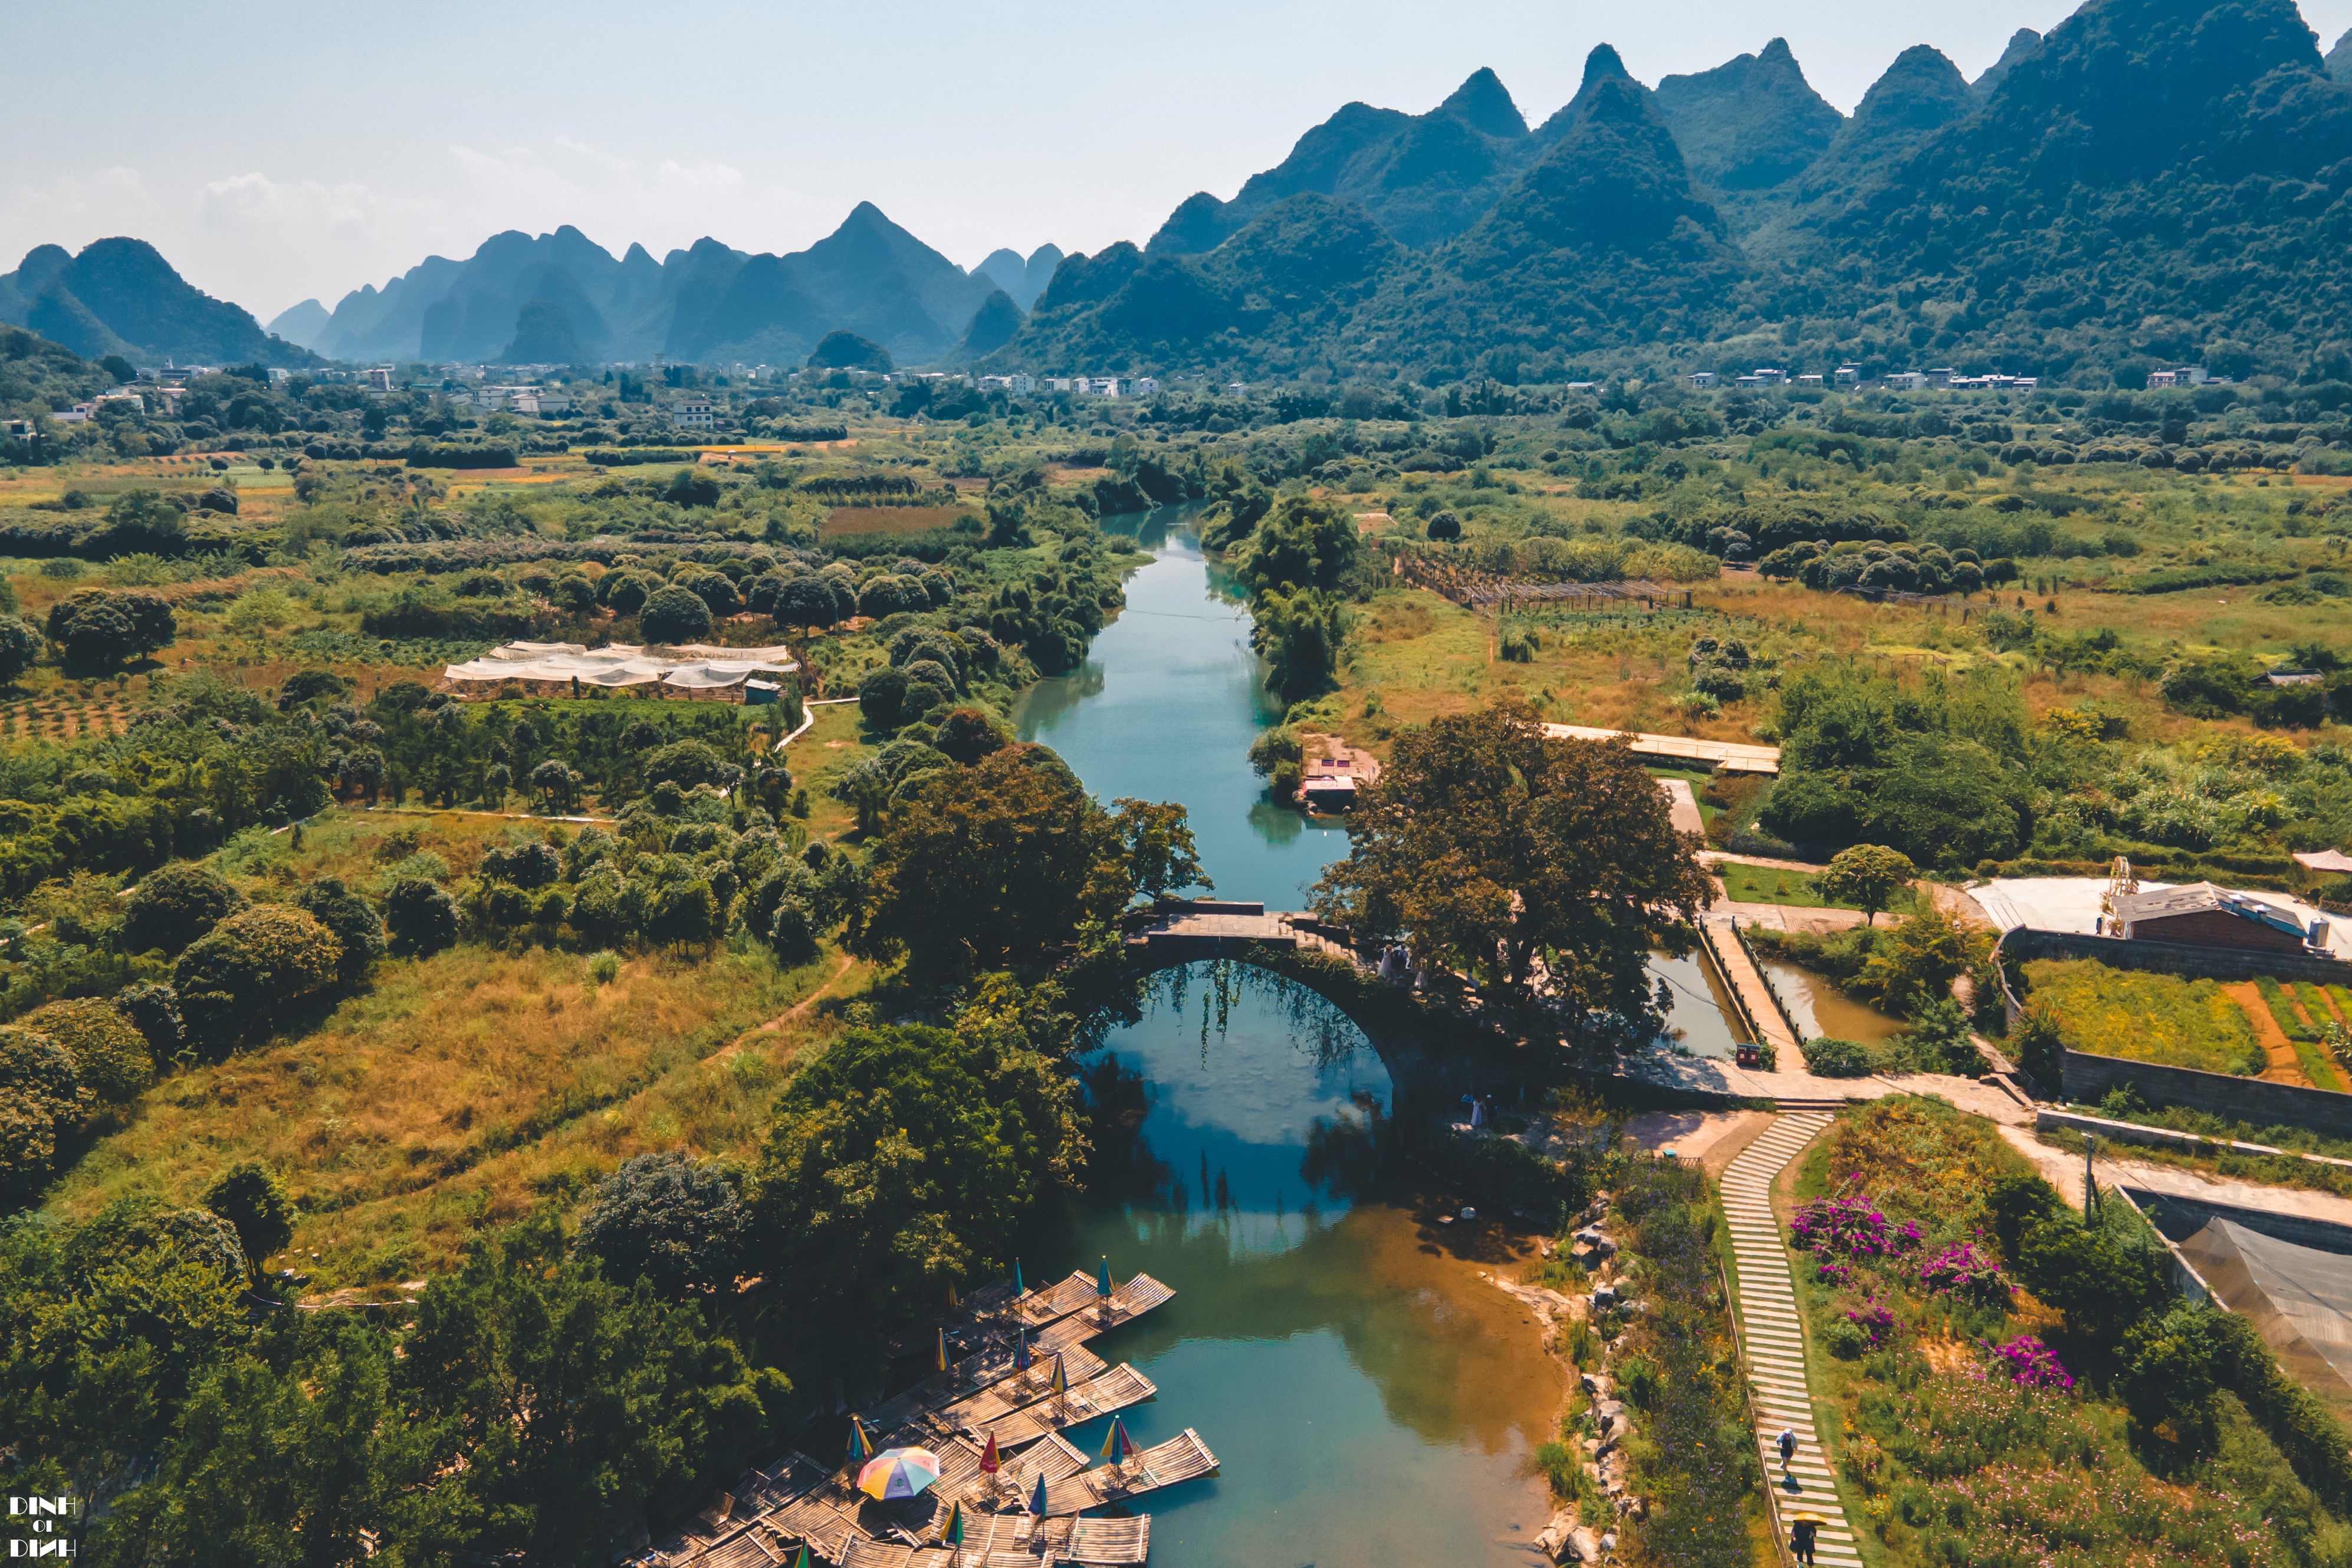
837, 1513, 1149, 1567
1037, 1429, 1218, 1517
1014, 1271, 1175, 1333
885, 1280, 1021, 1359
871, 1344, 1109, 1439
965, 1365, 1159, 1452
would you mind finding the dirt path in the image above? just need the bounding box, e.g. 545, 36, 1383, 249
2223, 981, 2311, 1086
715, 951, 857, 1064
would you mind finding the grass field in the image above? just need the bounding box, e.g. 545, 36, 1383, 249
2023, 956, 2264, 1075
45, 936, 856, 1291
1716, 860, 1917, 915
820, 504, 977, 538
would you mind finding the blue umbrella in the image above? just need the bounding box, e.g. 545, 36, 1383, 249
1029, 1471, 1050, 1517
1014, 1327, 1032, 1372
1095, 1255, 1113, 1300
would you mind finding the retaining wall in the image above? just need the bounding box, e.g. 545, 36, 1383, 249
1999, 926, 2352, 991
2061, 1050, 2352, 1140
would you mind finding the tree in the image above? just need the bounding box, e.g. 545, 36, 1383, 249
123, 862, 246, 955
647, 879, 721, 952
1112, 797, 1212, 902
45, 590, 175, 672
933, 707, 1007, 765
859, 665, 912, 731
1251, 586, 1351, 704
172, 906, 341, 1054
1425, 509, 1461, 541
20, 998, 153, 1105
382, 878, 456, 957
1228, 496, 1362, 593
572, 1153, 749, 1299
754, 1017, 1082, 1353
0, 1025, 88, 1186
679, 568, 740, 615
202, 1162, 295, 1280
479, 840, 562, 889
1312, 704, 1714, 1033
1815, 843, 1916, 925
290, 877, 387, 987
774, 574, 840, 636
662, 468, 722, 508
530, 758, 583, 811
640, 584, 714, 643
112, 982, 185, 1059
397, 1217, 785, 1564
643, 739, 726, 791
850, 745, 1148, 977
1857, 908, 1990, 1015
0, 613, 38, 686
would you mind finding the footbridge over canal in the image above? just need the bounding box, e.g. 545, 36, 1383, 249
1122, 900, 1460, 1105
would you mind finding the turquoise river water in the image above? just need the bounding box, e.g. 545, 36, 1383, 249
1007, 511, 1561, 1564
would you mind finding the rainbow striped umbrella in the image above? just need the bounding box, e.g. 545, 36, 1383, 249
845, 1415, 875, 1464
858, 1447, 943, 1501
1099, 1416, 1138, 1464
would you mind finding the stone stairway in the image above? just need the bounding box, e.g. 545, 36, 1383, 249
1720, 1113, 1864, 1568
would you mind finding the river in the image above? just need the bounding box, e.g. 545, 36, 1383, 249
1010, 511, 1560, 1565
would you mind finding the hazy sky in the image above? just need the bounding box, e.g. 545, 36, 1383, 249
8, 0, 2351, 323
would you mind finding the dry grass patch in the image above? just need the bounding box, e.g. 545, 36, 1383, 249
43, 938, 845, 1287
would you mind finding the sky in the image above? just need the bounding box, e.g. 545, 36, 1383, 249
6, 0, 2351, 326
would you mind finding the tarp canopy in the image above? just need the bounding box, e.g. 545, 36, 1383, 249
443, 640, 796, 689
2179, 1218, 2352, 1416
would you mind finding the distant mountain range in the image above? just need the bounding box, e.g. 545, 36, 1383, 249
0, 239, 316, 368
997, 0, 2352, 385
269, 206, 1045, 369
7, 0, 2349, 386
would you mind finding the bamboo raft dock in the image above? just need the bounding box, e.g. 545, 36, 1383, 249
638, 1271, 1191, 1568
1037, 1429, 1219, 1517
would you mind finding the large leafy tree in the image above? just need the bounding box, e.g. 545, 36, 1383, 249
572, 1152, 750, 1300
753, 1007, 1085, 1357
172, 905, 341, 1055
398, 1215, 784, 1563
1312, 703, 1713, 1037
850, 744, 1194, 976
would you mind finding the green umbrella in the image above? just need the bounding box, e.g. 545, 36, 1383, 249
1029, 1470, 1050, 1516
1095, 1255, 1113, 1299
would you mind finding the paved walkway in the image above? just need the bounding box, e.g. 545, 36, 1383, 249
1722, 1113, 1863, 1568
1702, 917, 1799, 1058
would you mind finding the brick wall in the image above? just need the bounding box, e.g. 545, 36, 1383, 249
2128, 909, 2309, 954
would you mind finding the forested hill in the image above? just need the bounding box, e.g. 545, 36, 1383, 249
993, 0, 2352, 388
0, 239, 318, 369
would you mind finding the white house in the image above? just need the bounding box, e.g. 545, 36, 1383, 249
512, 387, 570, 418
1687, 372, 1719, 389
672, 395, 717, 430
1132, 376, 1159, 397
366, 367, 396, 393
1924, 367, 1958, 387
1835, 364, 1863, 386
1884, 371, 1930, 391
1796, 373, 1824, 387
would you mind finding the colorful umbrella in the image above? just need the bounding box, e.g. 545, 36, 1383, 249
846, 1415, 875, 1464
1095, 1255, 1114, 1299
1099, 1416, 1138, 1464
1029, 1471, 1050, 1517
942, 1500, 966, 1546
1014, 1327, 1032, 1372
858, 1447, 943, 1501
1048, 1353, 1068, 1397
934, 1327, 950, 1374
1013, 1257, 1024, 1296
791, 1549, 811, 1568
979, 1431, 1001, 1475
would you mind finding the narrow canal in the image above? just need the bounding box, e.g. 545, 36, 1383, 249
1012, 511, 1560, 1564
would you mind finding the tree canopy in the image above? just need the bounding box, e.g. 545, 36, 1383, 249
1312, 703, 1714, 1041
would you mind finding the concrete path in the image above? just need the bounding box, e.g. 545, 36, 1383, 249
1624, 1048, 2036, 1122
1721, 1113, 1863, 1568
1998, 1123, 2352, 1229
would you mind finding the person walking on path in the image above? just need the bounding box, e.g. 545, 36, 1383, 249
1791, 1516, 1817, 1565
1778, 1426, 1797, 1472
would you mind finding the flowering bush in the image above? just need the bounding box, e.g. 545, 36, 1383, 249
1847, 1300, 1897, 1350
1919, 1242, 2012, 1309
1987, 1334, 2074, 1392
1790, 1195, 1891, 1258
1816, 1259, 1853, 1287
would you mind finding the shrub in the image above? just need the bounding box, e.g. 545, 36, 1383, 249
112, 981, 184, 1058
385, 877, 459, 957
19, 998, 153, 1104
586, 950, 622, 985
642, 739, 727, 792
123, 860, 246, 955
0, 1024, 88, 1185
172, 905, 342, 1053
1989, 1334, 2074, 1391
1822, 1316, 1869, 1359
202, 1161, 295, 1278
291, 877, 386, 985
1801, 1036, 1875, 1077
572, 1152, 750, 1298
1918, 1241, 2012, 1308
640, 584, 714, 643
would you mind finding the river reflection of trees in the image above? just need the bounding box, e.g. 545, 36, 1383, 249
1147, 959, 1364, 1072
